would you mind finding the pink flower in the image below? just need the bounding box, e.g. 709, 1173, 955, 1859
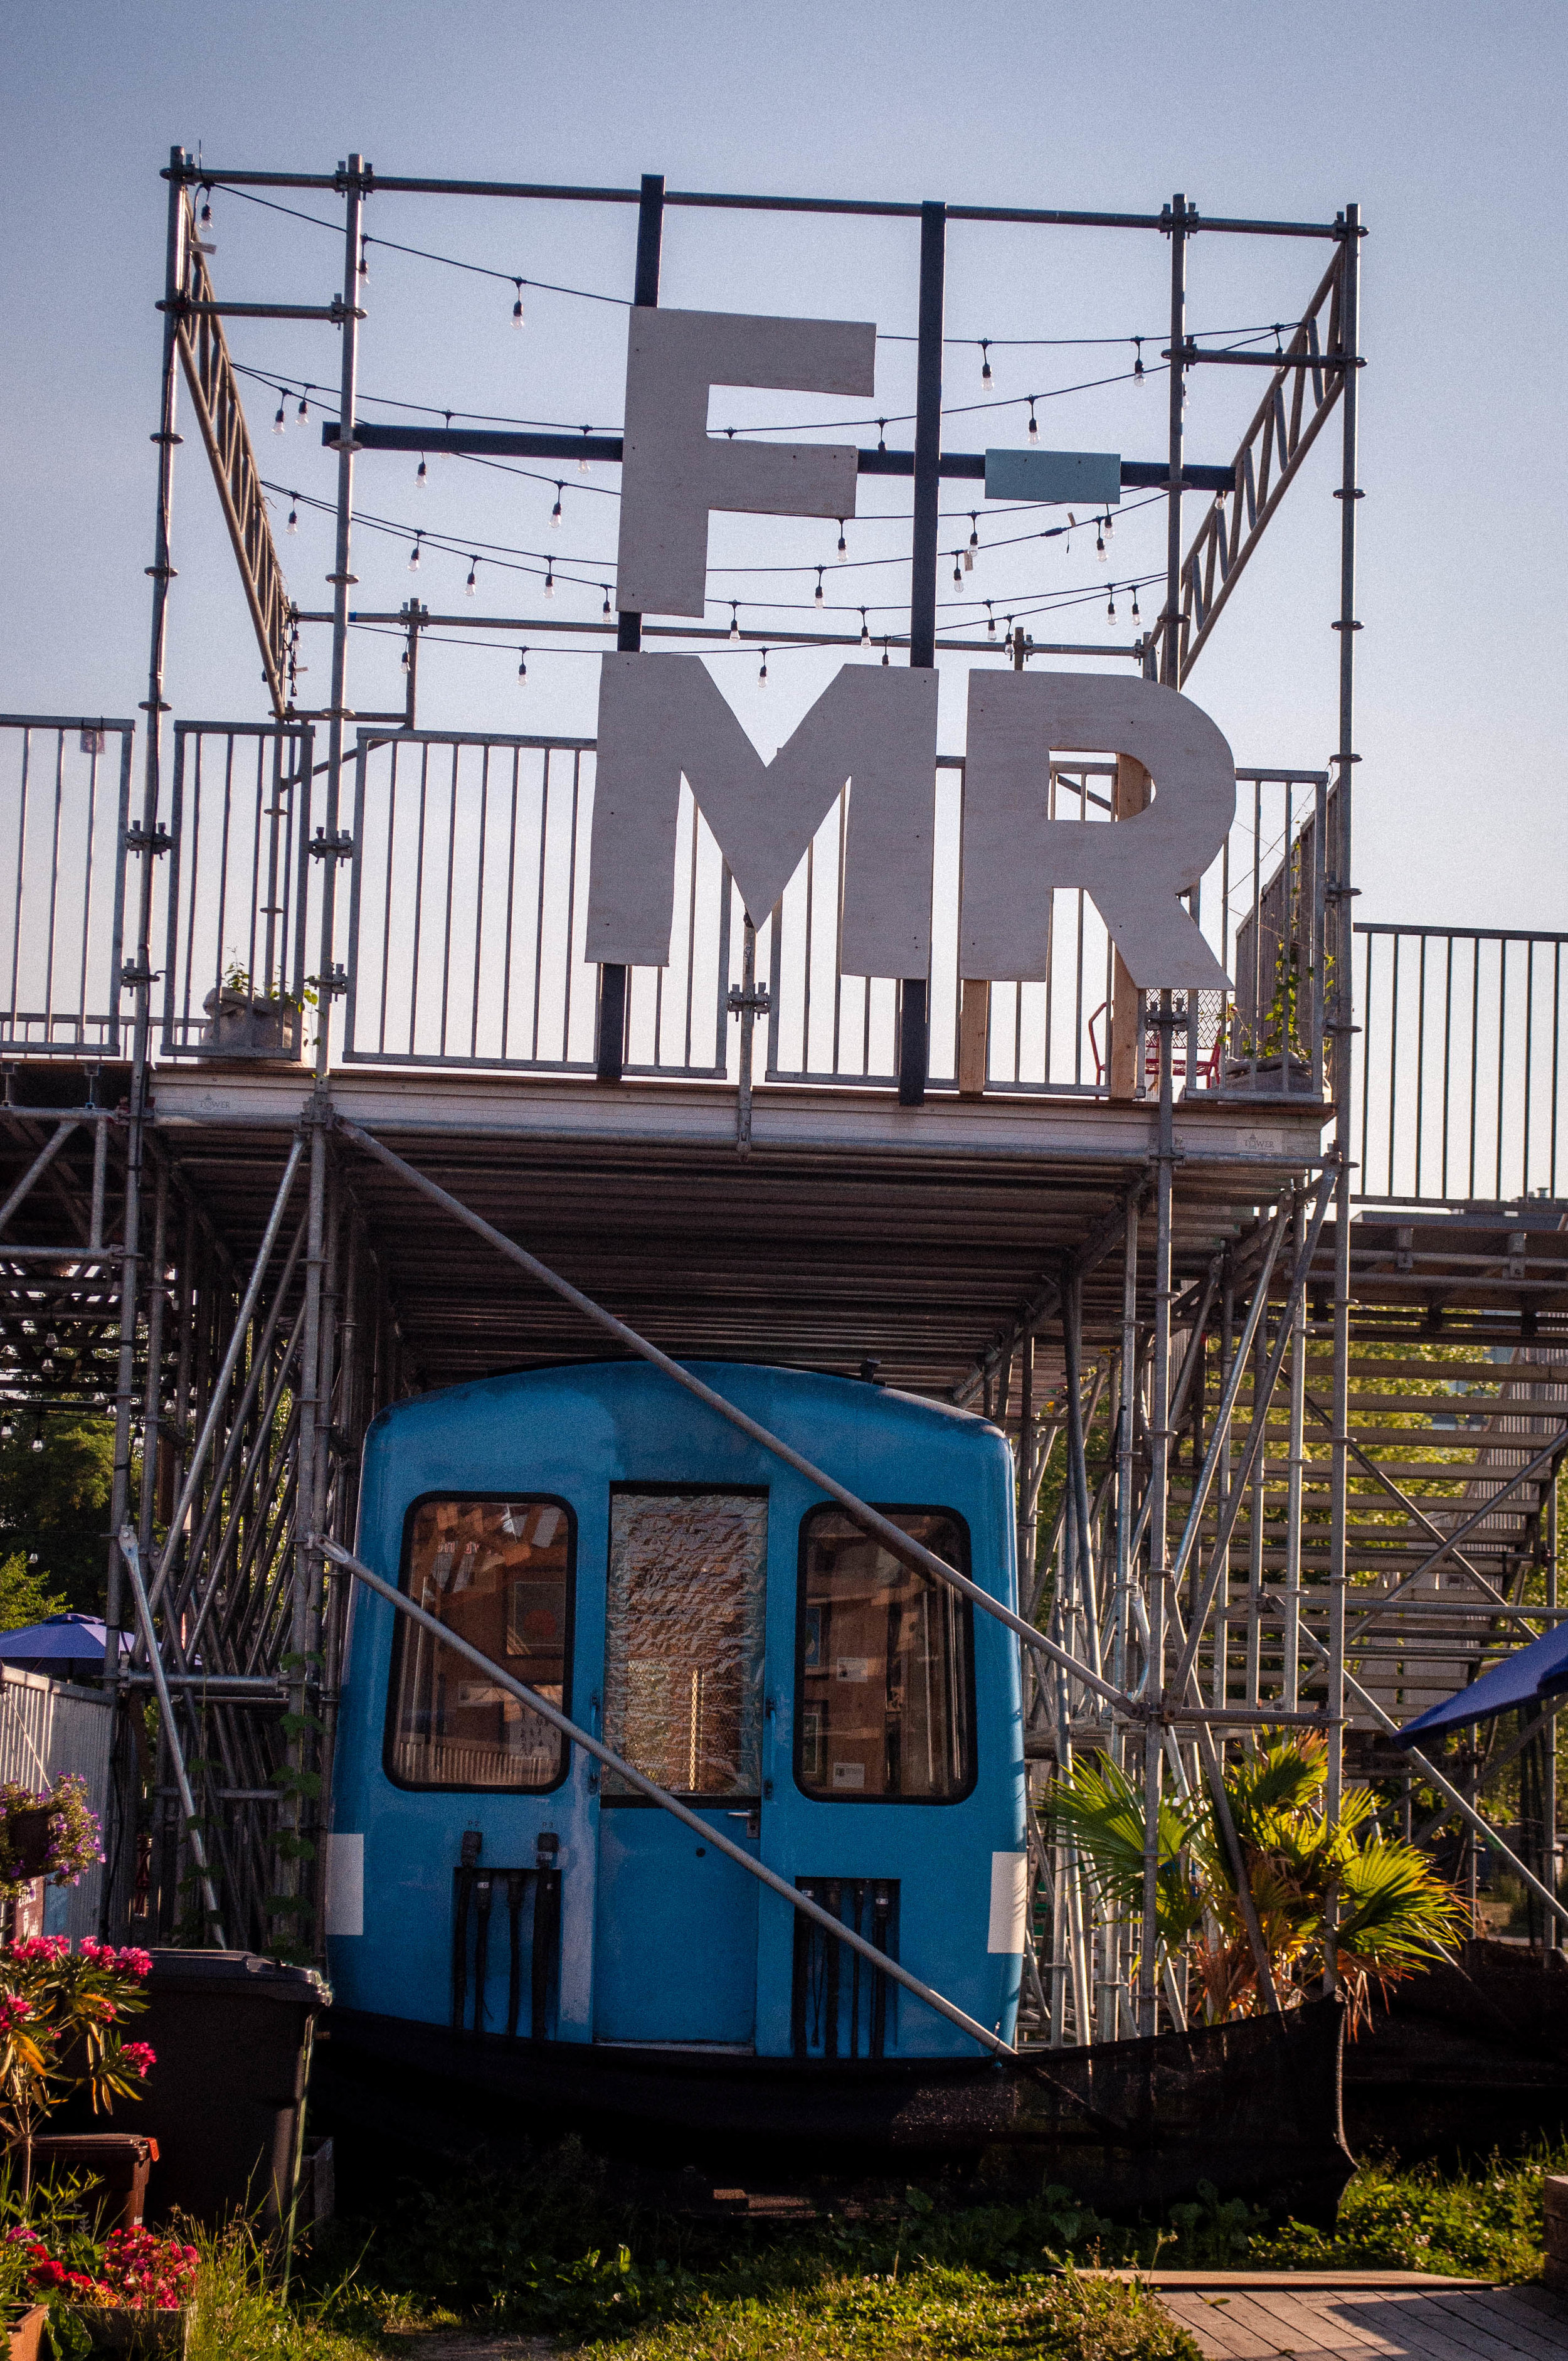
7, 1936, 65, 1964
115, 1946, 153, 1978
120, 2041, 156, 2077
0, 1995, 33, 2034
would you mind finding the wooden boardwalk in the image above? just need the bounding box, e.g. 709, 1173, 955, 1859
1118, 2271, 1568, 2360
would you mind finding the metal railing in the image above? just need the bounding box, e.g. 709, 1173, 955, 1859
0, 717, 135, 1059
1352, 923, 1568, 1203
158, 721, 315, 1056
342, 731, 734, 1077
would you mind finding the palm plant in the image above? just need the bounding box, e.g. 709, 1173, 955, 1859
1048, 1731, 1470, 2029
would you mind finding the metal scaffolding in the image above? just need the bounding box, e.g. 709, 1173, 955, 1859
0, 151, 1562, 2035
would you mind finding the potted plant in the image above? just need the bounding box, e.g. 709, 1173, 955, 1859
195, 963, 307, 1063
0, 1781, 100, 1896
0, 1939, 156, 2199
10, 2224, 199, 2355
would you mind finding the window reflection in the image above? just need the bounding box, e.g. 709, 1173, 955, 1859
388, 1497, 571, 1790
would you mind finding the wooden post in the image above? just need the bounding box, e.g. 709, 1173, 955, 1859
1108, 753, 1152, 1098
957, 980, 990, 1096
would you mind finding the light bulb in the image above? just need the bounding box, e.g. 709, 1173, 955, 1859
40, 1358, 53, 1375
758, 650, 769, 686
1027, 401, 1039, 443
415, 457, 428, 492
30, 1436, 42, 1454
358, 239, 369, 283
0, 1425, 11, 1444
273, 402, 286, 435
465, 561, 477, 598
517, 649, 528, 683
287, 506, 298, 534
1096, 526, 1106, 561
297, 394, 309, 422
836, 520, 847, 561
578, 431, 591, 472
728, 606, 739, 642
968, 516, 979, 551
814, 570, 824, 607
986, 605, 996, 637
512, 282, 525, 329
980, 341, 992, 384
1103, 509, 1115, 539
1106, 591, 1117, 627
408, 540, 421, 571
601, 586, 612, 619
198, 193, 213, 233
1131, 589, 1142, 623
1133, 339, 1145, 387
551, 486, 563, 529
881, 640, 889, 667
951, 556, 962, 587
876, 418, 887, 453
859, 610, 870, 645
544, 566, 555, 598
400, 647, 411, 673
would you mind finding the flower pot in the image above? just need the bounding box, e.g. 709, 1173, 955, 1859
68, 2307, 193, 2357
7, 2305, 48, 2361
5, 1808, 52, 1879
196, 989, 303, 1063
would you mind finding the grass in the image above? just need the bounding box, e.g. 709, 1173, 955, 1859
66, 2131, 1565, 2358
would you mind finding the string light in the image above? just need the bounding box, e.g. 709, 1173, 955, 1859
1064, 512, 1076, 554
578, 428, 592, 472
273, 398, 287, 435
979, 340, 993, 384
550, 484, 563, 528
985, 602, 996, 637
1131, 586, 1142, 623
512, 279, 525, 329
601, 585, 612, 619
1103, 508, 1115, 541
296, 393, 309, 422
358, 236, 369, 284
836, 519, 847, 561
29, 1434, 42, 1455
544, 563, 555, 597
465, 557, 478, 597
1106, 587, 1118, 627
965, 513, 978, 571
517, 646, 528, 684
1096, 521, 1106, 562
758, 649, 770, 687
859, 608, 870, 646
400, 645, 411, 673
1027, 399, 1039, 443
814, 566, 825, 607
881, 639, 890, 667
951, 553, 963, 587
728, 603, 739, 642
0, 1423, 11, 1445
198, 188, 213, 236
286, 501, 299, 534
1133, 336, 1145, 387
876, 418, 887, 452
408, 534, 423, 572
415, 457, 428, 492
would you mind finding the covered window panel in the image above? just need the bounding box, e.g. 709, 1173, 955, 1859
603, 1491, 767, 1800
796, 1507, 974, 1803
386, 1496, 573, 1791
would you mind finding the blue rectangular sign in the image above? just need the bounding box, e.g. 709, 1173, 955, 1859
983, 448, 1122, 505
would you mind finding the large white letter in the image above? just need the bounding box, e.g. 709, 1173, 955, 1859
615, 310, 876, 618
958, 673, 1235, 990
587, 654, 938, 979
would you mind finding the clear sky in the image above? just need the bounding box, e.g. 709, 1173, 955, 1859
2, 0, 1564, 933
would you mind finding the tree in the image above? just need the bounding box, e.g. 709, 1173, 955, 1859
0, 1416, 115, 1616
1049, 1731, 1470, 2030
0, 1554, 68, 1633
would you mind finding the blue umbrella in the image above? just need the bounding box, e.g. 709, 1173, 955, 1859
1395, 1615, 1568, 1748
0, 1613, 122, 1678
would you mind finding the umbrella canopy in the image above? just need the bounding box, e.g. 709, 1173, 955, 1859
0, 1613, 121, 1678
1396, 1615, 1568, 1748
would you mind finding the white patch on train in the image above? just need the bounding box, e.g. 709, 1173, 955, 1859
831, 1761, 866, 1790
987, 1851, 1028, 1954
324, 1833, 364, 1937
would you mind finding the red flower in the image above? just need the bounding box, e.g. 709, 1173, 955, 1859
119, 2041, 156, 2077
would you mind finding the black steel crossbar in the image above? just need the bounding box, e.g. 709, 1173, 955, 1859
322, 422, 1235, 492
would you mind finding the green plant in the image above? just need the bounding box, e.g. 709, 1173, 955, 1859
0, 1555, 68, 1633
1049, 1731, 1470, 2025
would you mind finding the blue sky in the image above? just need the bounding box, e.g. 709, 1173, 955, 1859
3, 0, 1564, 931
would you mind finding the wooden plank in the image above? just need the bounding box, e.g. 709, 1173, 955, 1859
1346, 2293, 1530, 2361
1430, 2290, 1568, 2361
1160, 2289, 1272, 2358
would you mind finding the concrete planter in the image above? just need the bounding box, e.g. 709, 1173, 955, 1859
8, 2306, 47, 2361
196, 989, 303, 1063
70, 2307, 194, 2357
